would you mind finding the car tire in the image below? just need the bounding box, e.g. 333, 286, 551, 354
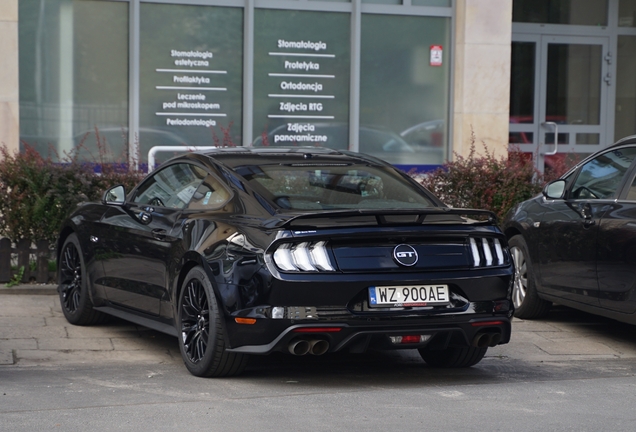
418, 346, 487, 368
177, 267, 248, 377
58, 233, 106, 325
509, 234, 551, 319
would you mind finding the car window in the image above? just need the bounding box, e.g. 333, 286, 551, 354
626, 175, 636, 201
238, 163, 435, 210
187, 175, 232, 210
132, 163, 207, 209
570, 148, 636, 200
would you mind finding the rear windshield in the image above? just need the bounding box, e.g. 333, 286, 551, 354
235, 164, 436, 210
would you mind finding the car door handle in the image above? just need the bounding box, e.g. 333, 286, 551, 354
151, 229, 167, 241
583, 218, 596, 227
137, 211, 152, 225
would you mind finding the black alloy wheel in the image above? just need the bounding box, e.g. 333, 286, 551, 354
177, 267, 247, 377
508, 235, 551, 319
58, 233, 104, 325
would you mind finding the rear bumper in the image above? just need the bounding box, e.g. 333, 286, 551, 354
226, 313, 512, 355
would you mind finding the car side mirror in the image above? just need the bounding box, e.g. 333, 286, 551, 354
543, 179, 566, 200
102, 185, 126, 205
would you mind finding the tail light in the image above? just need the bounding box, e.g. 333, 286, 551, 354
469, 237, 507, 267
273, 241, 336, 272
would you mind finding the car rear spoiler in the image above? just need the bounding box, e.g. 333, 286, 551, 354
263, 208, 498, 229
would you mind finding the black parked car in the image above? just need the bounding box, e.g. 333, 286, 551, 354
58, 147, 513, 377
503, 136, 636, 323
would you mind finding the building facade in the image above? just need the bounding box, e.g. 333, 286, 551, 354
9, 1, 634, 174
511, 0, 636, 172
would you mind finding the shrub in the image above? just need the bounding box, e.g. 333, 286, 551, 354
419, 131, 575, 221
0, 140, 143, 244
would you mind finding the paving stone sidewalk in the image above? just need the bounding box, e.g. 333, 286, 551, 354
0, 286, 179, 367
2, 286, 636, 368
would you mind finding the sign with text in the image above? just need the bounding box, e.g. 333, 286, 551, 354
253, 10, 350, 149
139, 4, 243, 161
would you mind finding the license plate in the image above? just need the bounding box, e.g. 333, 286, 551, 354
368, 285, 450, 307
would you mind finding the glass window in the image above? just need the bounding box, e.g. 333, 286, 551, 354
546, 43, 602, 126
238, 163, 435, 210
360, 14, 450, 165
510, 42, 536, 125
19, 0, 128, 161
413, 0, 451, 5
187, 175, 232, 210
615, 36, 636, 141
619, 0, 636, 27
133, 163, 207, 209
570, 148, 636, 199
139, 4, 243, 163
252, 9, 350, 150
513, 0, 608, 26
627, 174, 636, 200
363, 0, 401, 4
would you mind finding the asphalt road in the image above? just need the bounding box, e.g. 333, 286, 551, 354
2, 290, 636, 431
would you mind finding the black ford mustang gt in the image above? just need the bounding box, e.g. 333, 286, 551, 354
57, 147, 514, 377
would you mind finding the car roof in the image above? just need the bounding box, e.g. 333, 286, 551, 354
188, 146, 389, 169
610, 134, 636, 148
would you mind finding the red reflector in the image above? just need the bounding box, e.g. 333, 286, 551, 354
292, 327, 342, 333
471, 321, 504, 327
235, 317, 256, 325
401, 335, 421, 344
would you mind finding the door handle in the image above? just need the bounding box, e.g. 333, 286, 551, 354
151, 229, 167, 241
542, 121, 558, 156
138, 211, 152, 225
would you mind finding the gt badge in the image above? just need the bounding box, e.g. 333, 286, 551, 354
393, 244, 418, 267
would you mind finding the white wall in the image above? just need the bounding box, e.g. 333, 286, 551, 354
453, 0, 512, 159
0, 0, 19, 154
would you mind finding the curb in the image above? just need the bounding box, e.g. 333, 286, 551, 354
0, 284, 57, 295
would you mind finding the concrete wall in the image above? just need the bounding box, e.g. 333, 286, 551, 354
453, 0, 512, 159
0, 0, 19, 154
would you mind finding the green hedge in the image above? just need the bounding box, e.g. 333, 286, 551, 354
418, 135, 575, 221
0, 144, 143, 244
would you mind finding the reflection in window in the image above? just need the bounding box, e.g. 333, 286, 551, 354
510, 42, 535, 124
188, 175, 231, 210
509, 132, 534, 144
546, 44, 602, 126
619, 0, 636, 26
627, 174, 636, 200
513, 0, 608, 26
571, 148, 636, 199
243, 164, 435, 210
140, 4, 243, 163
616, 36, 636, 141
19, 0, 128, 161
360, 14, 450, 165
134, 164, 207, 209
252, 9, 350, 150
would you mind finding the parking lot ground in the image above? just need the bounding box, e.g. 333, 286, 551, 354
2, 285, 636, 369
5, 287, 636, 431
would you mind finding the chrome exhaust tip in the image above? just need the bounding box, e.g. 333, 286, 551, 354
488, 333, 502, 347
288, 339, 311, 356
309, 339, 329, 356
472, 333, 492, 348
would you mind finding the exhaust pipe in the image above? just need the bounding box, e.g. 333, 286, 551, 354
488, 333, 502, 347
472, 332, 502, 348
288, 340, 310, 356
472, 333, 492, 348
309, 339, 329, 356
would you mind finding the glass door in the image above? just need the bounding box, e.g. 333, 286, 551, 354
510, 35, 610, 173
